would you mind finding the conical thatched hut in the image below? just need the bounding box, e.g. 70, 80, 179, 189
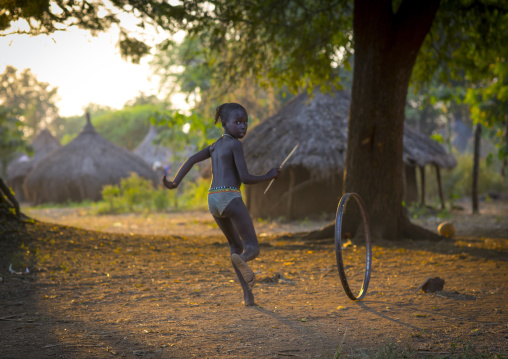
24, 114, 159, 204
242, 89, 456, 219
6, 129, 61, 201
134, 126, 173, 168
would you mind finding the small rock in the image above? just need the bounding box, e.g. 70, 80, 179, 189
133, 350, 145, 356
421, 277, 445, 292
437, 222, 455, 238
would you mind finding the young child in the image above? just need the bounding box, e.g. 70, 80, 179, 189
162, 103, 280, 306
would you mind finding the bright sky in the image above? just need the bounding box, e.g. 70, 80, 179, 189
1, 17, 186, 117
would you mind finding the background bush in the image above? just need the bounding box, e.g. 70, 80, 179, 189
419, 153, 506, 207
93, 173, 209, 214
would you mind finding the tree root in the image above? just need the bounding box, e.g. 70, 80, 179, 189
400, 216, 443, 241
301, 215, 443, 241
0, 177, 20, 217
301, 222, 335, 240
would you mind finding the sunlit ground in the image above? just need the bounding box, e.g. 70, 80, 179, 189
1, 197, 505, 358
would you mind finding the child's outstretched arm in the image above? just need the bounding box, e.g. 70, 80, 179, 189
232, 141, 281, 184
162, 146, 211, 189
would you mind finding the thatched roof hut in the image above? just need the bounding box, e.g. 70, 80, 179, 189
24, 114, 159, 204
6, 129, 61, 201
133, 126, 173, 167
403, 126, 456, 169
402, 125, 457, 208
242, 89, 456, 219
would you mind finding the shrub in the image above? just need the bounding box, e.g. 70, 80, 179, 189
420, 153, 506, 207
93, 173, 208, 214
176, 178, 209, 210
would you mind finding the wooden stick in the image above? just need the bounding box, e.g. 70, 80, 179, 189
264, 143, 300, 195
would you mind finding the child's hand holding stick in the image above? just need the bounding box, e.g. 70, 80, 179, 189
162, 175, 177, 189
264, 142, 300, 195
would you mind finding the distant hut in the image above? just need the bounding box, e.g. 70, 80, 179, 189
6, 129, 61, 201
24, 114, 158, 204
134, 126, 173, 169
403, 126, 457, 208
133, 126, 201, 181
242, 90, 456, 219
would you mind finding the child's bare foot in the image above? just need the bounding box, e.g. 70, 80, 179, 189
244, 290, 255, 306
231, 253, 255, 288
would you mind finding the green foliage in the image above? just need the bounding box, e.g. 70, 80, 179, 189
92, 104, 164, 150
430, 133, 445, 144
0, 0, 118, 35
95, 173, 158, 214
176, 178, 209, 211
422, 154, 505, 207
151, 35, 295, 124
93, 173, 209, 214
28, 200, 93, 210
151, 109, 220, 153
0, 66, 59, 138
0, 0, 187, 60
152, 36, 214, 100
412, 1, 508, 157
0, 104, 30, 176
464, 60, 508, 161
48, 103, 114, 144
118, 31, 151, 64
182, 1, 353, 94
414, 0, 508, 87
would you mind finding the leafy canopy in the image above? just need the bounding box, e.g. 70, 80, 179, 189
0, 104, 31, 177
0, 66, 59, 137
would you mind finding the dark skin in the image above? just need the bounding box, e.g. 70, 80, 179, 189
163, 108, 280, 306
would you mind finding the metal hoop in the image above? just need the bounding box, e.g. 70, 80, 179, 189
334, 193, 372, 300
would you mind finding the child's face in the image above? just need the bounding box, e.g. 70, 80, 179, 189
224, 109, 248, 139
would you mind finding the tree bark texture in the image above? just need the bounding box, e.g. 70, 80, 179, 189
345, 0, 440, 239
472, 123, 481, 214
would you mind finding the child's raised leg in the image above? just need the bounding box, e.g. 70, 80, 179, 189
222, 197, 260, 262
222, 198, 260, 288
213, 214, 256, 306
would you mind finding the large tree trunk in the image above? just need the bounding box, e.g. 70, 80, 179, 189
345, 0, 440, 240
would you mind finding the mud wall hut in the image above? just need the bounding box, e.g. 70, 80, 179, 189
242, 90, 456, 219
6, 129, 61, 202
24, 114, 159, 204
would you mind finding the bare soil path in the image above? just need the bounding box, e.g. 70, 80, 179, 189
1, 197, 507, 358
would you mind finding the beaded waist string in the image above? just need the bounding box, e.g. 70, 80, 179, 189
208, 186, 241, 194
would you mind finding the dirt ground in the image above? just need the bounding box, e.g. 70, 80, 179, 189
1, 197, 507, 358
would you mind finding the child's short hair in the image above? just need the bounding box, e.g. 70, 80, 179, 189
214, 103, 247, 125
